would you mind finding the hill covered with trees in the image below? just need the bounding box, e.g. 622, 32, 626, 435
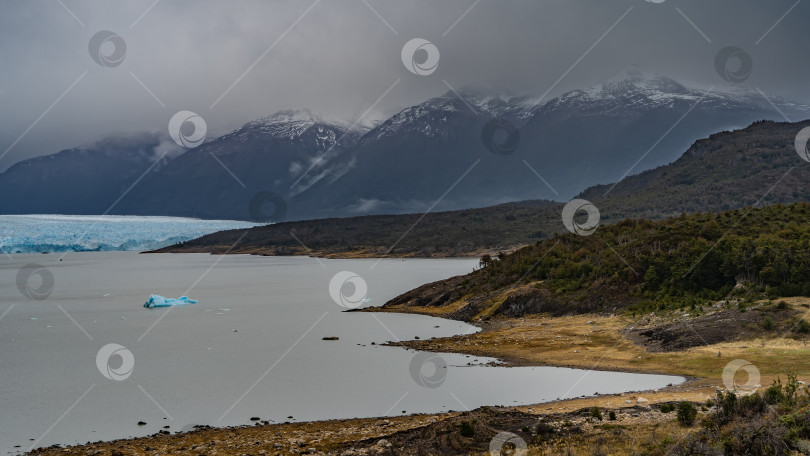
383, 203, 810, 320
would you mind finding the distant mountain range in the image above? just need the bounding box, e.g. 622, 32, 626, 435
154, 119, 810, 258
2, 67, 808, 220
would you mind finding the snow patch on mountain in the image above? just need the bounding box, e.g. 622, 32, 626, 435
543, 66, 810, 117
213, 109, 365, 149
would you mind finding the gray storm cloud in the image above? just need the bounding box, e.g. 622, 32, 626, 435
0, 0, 807, 170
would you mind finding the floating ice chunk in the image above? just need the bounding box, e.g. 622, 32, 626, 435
143, 294, 199, 308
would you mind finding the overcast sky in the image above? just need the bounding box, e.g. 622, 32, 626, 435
0, 0, 807, 169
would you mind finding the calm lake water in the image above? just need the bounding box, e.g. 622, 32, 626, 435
0, 253, 683, 453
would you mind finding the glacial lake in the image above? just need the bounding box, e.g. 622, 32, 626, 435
0, 253, 683, 453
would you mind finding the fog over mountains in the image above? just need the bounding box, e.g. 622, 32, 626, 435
1, 68, 807, 221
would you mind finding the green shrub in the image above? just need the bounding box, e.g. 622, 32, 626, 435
534, 421, 555, 435
670, 378, 809, 454
590, 406, 603, 421
660, 403, 675, 413
608, 411, 617, 421
761, 315, 775, 330
677, 401, 698, 426
796, 319, 810, 334
459, 421, 475, 437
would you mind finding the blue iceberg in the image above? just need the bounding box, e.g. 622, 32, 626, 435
144, 294, 199, 308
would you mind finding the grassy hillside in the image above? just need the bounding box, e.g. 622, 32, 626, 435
154, 119, 810, 257
382, 202, 810, 321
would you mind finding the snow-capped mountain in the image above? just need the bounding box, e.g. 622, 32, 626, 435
0, 133, 178, 215
295, 67, 810, 218
2, 67, 808, 220
365, 91, 537, 144
515, 66, 809, 195
113, 109, 365, 219
543, 66, 809, 118
217, 109, 357, 145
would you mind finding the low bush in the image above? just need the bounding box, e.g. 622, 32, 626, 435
459, 421, 475, 437
667, 373, 810, 455
676, 402, 697, 426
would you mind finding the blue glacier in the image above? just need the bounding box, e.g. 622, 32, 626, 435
0, 214, 261, 253
144, 294, 199, 308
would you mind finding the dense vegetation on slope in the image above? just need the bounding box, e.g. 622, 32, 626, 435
156, 120, 810, 257
581, 119, 810, 219
384, 203, 810, 320
665, 375, 810, 456
151, 200, 559, 256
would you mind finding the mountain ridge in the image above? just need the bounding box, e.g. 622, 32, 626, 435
152, 118, 810, 258
2, 67, 809, 220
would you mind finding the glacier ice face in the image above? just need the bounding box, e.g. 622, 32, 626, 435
144, 294, 199, 308
0, 214, 260, 253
